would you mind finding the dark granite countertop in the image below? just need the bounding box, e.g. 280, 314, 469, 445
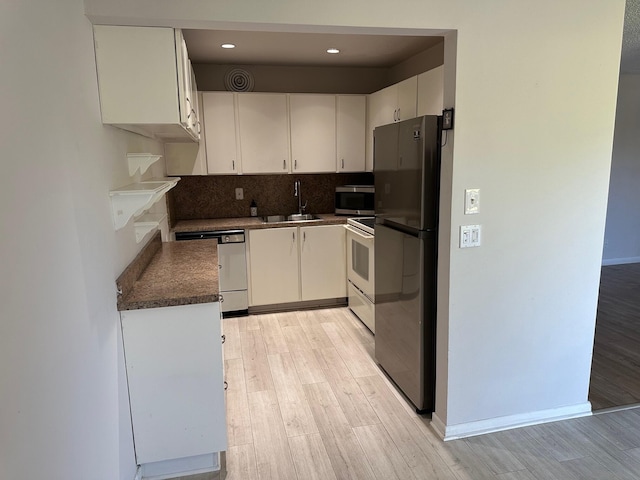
116, 232, 219, 311
172, 214, 348, 233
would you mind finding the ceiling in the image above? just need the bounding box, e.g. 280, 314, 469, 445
185, 1, 639, 73
182, 30, 443, 68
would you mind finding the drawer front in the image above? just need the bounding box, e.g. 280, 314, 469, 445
348, 282, 375, 333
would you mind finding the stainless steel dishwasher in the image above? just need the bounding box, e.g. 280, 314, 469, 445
175, 229, 248, 317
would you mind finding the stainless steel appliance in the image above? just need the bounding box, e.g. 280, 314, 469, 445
374, 115, 441, 412
175, 230, 248, 317
345, 217, 375, 332
335, 185, 374, 216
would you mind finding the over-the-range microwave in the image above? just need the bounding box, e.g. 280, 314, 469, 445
335, 185, 374, 216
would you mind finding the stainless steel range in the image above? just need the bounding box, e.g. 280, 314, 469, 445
345, 217, 375, 332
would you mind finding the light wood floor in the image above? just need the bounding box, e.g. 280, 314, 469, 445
189, 306, 640, 480
590, 262, 640, 410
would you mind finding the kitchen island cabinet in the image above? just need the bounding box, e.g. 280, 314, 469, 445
121, 302, 226, 476
116, 234, 226, 478
247, 224, 346, 308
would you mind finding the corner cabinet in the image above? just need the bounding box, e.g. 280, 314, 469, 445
417, 65, 444, 116
93, 26, 200, 142
120, 302, 227, 471
247, 225, 346, 307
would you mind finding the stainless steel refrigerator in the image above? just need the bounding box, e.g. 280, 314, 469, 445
374, 115, 441, 413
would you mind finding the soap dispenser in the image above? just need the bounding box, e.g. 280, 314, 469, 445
250, 199, 258, 217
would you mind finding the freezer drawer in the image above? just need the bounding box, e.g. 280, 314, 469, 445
348, 281, 375, 333
220, 290, 248, 313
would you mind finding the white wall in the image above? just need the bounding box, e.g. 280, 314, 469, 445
602, 74, 640, 265
0, 1, 164, 478
83, 0, 625, 436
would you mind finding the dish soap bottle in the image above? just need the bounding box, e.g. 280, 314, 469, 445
250, 199, 258, 217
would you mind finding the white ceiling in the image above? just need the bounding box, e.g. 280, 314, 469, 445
185, 1, 639, 73
182, 30, 443, 68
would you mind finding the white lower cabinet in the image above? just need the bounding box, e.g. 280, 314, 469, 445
248, 225, 346, 307
120, 302, 227, 474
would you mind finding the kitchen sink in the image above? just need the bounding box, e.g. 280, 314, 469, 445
262, 214, 320, 223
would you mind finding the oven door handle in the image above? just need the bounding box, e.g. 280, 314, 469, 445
345, 224, 374, 240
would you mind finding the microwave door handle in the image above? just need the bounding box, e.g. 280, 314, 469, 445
345, 224, 374, 239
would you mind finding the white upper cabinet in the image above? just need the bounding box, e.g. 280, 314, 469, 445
289, 94, 336, 173
366, 76, 419, 171
93, 26, 198, 142
336, 95, 366, 172
237, 93, 290, 174
417, 66, 444, 116
203, 92, 240, 175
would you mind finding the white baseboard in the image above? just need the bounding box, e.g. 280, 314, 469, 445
430, 402, 592, 441
602, 256, 640, 266
139, 453, 220, 480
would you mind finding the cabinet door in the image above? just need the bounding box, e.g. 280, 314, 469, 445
396, 76, 418, 122
237, 93, 290, 174
248, 227, 300, 305
337, 95, 366, 172
290, 94, 336, 173
203, 92, 239, 174
417, 65, 444, 116
121, 303, 227, 464
300, 225, 346, 301
366, 85, 396, 172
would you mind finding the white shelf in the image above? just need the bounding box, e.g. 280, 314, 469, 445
110, 177, 180, 230
127, 153, 163, 176
134, 213, 167, 243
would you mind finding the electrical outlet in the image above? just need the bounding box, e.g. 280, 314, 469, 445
465, 189, 480, 214
235, 188, 244, 200
460, 225, 481, 248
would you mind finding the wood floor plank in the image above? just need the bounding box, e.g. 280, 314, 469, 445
303, 381, 377, 480
247, 389, 298, 480
590, 262, 640, 410
225, 358, 253, 446
314, 346, 355, 382
278, 310, 301, 328
238, 314, 261, 332
356, 375, 454, 478
259, 314, 290, 355
267, 353, 319, 437
288, 433, 338, 480
353, 423, 417, 480
240, 330, 274, 393
289, 347, 327, 385
226, 443, 259, 480
330, 377, 381, 428
282, 325, 314, 352
559, 455, 624, 480
465, 433, 526, 475
297, 311, 335, 350
322, 322, 379, 378
222, 317, 242, 360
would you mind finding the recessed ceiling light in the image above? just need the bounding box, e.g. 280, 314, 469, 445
327, 48, 340, 54
221, 43, 236, 49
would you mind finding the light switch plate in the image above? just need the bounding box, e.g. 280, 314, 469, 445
465, 188, 480, 214
235, 188, 244, 200
460, 225, 481, 248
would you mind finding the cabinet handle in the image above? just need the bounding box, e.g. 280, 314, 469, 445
292, 231, 295, 243
283, 159, 287, 170
303, 231, 306, 242
341, 158, 345, 169
397, 108, 400, 121
224, 381, 228, 391
196, 120, 201, 135
295, 159, 298, 169
221, 334, 226, 344
232, 160, 235, 170
393, 109, 397, 122
219, 294, 224, 303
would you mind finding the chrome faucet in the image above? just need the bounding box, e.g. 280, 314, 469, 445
294, 179, 307, 214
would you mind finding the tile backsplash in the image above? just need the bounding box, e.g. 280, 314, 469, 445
168, 173, 373, 223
